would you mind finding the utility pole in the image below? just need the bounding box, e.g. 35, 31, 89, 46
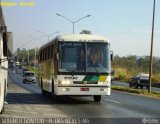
149, 0, 156, 93
34, 48, 37, 70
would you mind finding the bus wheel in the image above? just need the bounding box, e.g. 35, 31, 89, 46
42, 90, 49, 96
42, 90, 45, 96
93, 95, 101, 102
51, 93, 58, 103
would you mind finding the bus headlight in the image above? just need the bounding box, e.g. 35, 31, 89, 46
98, 81, 109, 85
59, 80, 71, 85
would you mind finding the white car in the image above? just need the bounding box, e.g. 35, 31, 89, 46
23, 71, 36, 83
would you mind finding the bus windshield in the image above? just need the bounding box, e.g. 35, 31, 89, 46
86, 43, 110, 73
58, 42, 110, 73
58, 42, 85, 72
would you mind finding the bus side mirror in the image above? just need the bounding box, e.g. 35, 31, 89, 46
3, 32, 8, 57
110, 51, 114, 61
111, 70, 115, 76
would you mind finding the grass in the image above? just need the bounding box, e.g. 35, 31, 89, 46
111, 85, 160, 98
23, 66, 39, 75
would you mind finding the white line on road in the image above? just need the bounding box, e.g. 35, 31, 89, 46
43, 113, 68, 117
5, 109, 37, 114
105, 99, 120, 104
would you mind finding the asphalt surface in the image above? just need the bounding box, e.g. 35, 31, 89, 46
0, 69, 160, 124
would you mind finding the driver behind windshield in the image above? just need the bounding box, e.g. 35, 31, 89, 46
88, 47, 103, 68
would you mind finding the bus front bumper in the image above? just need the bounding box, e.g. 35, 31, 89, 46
55, 86, 111, 96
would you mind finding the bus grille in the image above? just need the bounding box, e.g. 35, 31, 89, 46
73, 81, 98, 84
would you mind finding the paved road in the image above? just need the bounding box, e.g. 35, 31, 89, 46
0, 69, 160, 124
112, 81, 160, 92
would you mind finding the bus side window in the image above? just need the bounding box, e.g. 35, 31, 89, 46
39, 51, 41, 61
41, 50, 43, 61
45, 47, 47, 60
48, 46, 50, 59
51, 44, 53, 58
43, 48, 45, 61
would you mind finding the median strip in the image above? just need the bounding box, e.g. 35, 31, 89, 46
111, 86, 160, 98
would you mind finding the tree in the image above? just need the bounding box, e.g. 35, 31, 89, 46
80, 30, 92, 34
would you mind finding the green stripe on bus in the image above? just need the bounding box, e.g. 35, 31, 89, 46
83, 76, 99, 81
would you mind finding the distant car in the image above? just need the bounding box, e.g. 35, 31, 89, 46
8, 61, 14, 68
14, 62, 22, 73
23, 71, 36, 83
15, 62, 21, 68
129, 74, 149, 89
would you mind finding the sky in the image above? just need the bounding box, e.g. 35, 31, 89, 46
2, 0, 160, 57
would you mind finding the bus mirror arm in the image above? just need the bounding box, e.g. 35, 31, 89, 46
110, 51, 114, 61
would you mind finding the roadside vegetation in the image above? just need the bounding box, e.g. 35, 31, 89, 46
112, 55, 160, 88
15, 48, 39, 75
24, 66, 39, 75
112, 86, 160, 98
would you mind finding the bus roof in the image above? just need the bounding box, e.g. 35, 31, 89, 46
40, 34, 109, 49
57, 34, 109, 43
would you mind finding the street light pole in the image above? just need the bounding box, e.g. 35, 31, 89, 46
73, 22, 75, 34
34, 48, 37, 70
36, 30, 59, 42
56, 13, 91, 34
149, 0, 156, 94
28, 50, 29, 66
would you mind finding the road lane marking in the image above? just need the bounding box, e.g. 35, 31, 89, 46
105, 99, 120, 104
35, 107, 62, 112
5, 108, 37, 114
43, 113, 68, 117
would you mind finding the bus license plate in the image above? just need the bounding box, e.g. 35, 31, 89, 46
81, 88, 89, 91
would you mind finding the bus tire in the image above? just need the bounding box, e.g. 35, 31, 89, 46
51, 93, 58, 103
42, 90, 50, 96
93, 95, 101, 102
42, 90, 45, 96
41, 78, 45, 96
51, 79, 58, 102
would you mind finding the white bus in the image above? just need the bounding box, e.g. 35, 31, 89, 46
0, 6, 7, 114
0, 6, 12, 113
38, 34, 113, 102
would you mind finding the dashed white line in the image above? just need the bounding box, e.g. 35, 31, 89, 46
105, 99, 120, 104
